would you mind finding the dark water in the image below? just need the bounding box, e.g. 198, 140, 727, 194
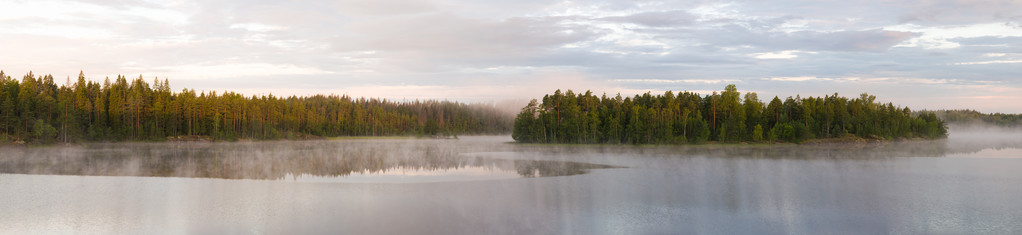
1, 132, 1021, 234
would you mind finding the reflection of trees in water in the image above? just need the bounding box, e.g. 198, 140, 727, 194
4, 137, 1011, 181
0, 140, 617, 180
513, 160, 618, 177
516, 139, 1012, 160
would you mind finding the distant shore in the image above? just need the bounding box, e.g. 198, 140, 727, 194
0, 134, 466, 147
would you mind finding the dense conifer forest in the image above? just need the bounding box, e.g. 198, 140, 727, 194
513, 84, 948, 144
0, 71, 511, 144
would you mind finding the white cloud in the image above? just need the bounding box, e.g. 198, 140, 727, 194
762, 77, 959, 85
765, 76, 832, 81
749, 50, 802, 59
229, 23, 283, 32
612, 79, 735, 84
954, 59, 1022, 65
688, 3, 743, 23
889, 23, 1022, 49
1, 1, 102, 21
148, 63, 335, 80
897, 78, 954, 84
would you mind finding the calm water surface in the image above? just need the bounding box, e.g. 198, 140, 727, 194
2, 131, 1021, 234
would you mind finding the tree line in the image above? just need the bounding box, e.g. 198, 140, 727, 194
934, 109, 1022, 127
0, 70, 511, 144
513, 84, 948, 144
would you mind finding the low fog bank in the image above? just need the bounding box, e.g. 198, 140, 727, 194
0, 138, 615, 180
946, 124, 1022, 153
498, 99, 530, 115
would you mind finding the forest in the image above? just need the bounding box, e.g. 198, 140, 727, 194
0, 71, 512, 144
934, 109, 1022, 127
513, 84, 948, 144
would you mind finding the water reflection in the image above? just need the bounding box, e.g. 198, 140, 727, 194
3, 135, 1022, 234
513, 137, 1022, 162
0, 139, 617, 181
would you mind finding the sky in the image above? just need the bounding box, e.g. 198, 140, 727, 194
1, 0, 1021, 113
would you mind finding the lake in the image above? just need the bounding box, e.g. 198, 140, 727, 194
2, 129, 1021, 234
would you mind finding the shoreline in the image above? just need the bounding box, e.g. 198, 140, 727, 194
512, 136, 939, 147
0, 134, 471, 147
1, 134, 942, 148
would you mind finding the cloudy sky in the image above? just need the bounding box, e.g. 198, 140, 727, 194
2, 0, 1021, 113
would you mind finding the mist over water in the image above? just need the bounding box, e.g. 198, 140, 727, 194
0, 138, 615, 181
945, 124, 1022, 155
1, 131, 1021, 234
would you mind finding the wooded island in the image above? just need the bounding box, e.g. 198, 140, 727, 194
0, 70, 960, 145
513, 85, 948, 144
0, 71, 511, 144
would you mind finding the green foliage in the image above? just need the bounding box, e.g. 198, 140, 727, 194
0, 71, 512, 143
512, 84, 950, 144
512, 99, 546, 143
752, 124, 764, 142
768, 123, 796, 142
32, 119, 57, 144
